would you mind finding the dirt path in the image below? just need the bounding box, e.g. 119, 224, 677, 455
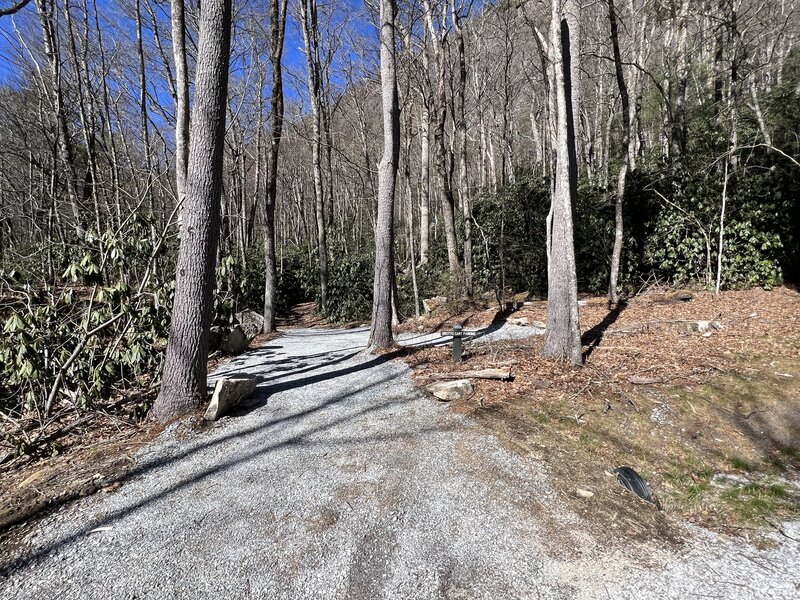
1, 328, 798, 599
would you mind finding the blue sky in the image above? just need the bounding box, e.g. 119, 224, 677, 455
0, 0, 378, 96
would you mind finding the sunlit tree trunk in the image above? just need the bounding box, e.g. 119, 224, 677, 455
171, 0, 190, 207
152, 0, 232, 421
369, 0, 399, 351
543, 0, 582, 365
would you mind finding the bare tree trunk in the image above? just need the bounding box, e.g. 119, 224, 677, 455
423, 0, 459, 274
607, 0, 632, 306
749, 78, 771, 146
452, 1, 472, 294
135, 0, 159, 256
543, 0, 582, 365
672, 0, 690, 161
152, 0, 232, 421
171, 0, 190, 206
715, 160, 729, 294
418, 98, 431, 265
300, 0, 328, 311
263, 0, 289, 332
369, 0, 399, 351
92, 0, 122, 231
36, 0, 84, 238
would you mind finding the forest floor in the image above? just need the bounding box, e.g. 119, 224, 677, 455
0, 288, 798, 598
2, 321, 799, 598
403, 287, 800, 540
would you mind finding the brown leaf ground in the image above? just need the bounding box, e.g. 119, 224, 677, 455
404, 288, 800, 544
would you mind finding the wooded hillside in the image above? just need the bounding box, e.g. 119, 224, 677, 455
0, 0, 798, 427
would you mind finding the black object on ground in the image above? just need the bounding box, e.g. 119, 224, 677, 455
614, 466, 655, 504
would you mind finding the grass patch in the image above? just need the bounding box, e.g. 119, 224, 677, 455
685, 483, 710, 504
730, 456, 753, 472
719, 481, 796, 521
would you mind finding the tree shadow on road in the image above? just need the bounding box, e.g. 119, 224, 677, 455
0, 340, 454, 576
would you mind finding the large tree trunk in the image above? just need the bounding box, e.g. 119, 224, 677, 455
369, 0, 399, 351
152, 0, 232, 421
543, 0, 582, 365
263, 0, 289, 332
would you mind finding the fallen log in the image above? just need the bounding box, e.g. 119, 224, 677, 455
428, 368, 513, 381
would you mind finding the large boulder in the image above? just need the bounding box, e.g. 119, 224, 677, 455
425, 379, 473, 402
220, 325, 250, 355
235, 309, 264, 339
204, 376, 258, 421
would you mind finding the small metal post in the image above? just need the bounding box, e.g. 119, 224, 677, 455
452, 324, 463, 363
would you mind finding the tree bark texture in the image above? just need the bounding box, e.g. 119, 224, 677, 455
263, 0, 289, 332
152, 0, 232, 421
543, 0, 582, 365
369, 0, 399, 351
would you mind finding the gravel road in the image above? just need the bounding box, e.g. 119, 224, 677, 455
1, 327, 798, 599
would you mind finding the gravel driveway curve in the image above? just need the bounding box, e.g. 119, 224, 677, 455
1, 327, 798, 599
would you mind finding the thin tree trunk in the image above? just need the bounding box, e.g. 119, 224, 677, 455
452, 1, 472, 295
135, 0, 159, 256
152, 0, 232, 421
422, 0, 459, 274
418, 99, 430, 265
36, 0, 84, 238
263, 0, 289, 332
716, 160, 729, 294
171, 0, 190, 207
672, 0, 690, 161
300, 0, 329, 311
607, 0, 631, 306
749, 78, 771, 146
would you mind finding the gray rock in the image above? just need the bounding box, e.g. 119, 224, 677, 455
425, 379, 473, 401
235, 310, 264, 339
711, 473, 751, 488
203, 376, 258, 421
220, 325, 250, 355
509, 317, 529, 326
